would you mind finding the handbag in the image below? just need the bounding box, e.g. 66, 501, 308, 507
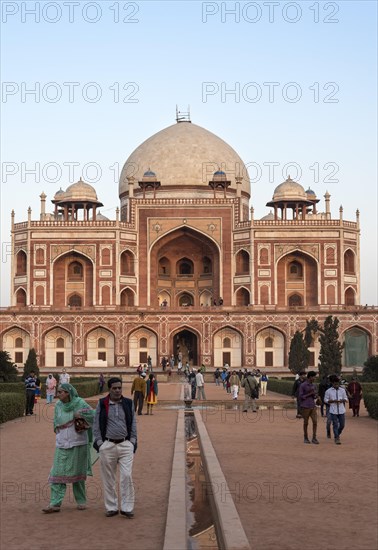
74, 417, 90, 432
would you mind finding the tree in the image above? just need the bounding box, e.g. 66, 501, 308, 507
23, 348, 39, 380
288, 330, 310, 374
362, 355, 378, 382
0, 351, 19, 382
318, 315, 344, 378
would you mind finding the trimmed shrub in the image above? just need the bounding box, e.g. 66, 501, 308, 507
361, 383, 378, 394
0, 392, 25, 424
363, 392, 378, 420
267, 379, 294, 396
0, 383, 25, 394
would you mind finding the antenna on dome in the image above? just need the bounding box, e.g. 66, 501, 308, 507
176, 105, 191, 123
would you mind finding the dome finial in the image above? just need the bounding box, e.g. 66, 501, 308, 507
176, 105, 191, 123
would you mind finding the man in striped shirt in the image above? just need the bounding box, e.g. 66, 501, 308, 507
25, 371, 37, 416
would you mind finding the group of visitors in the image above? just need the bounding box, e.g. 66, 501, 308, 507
131, 371, 158, 415
214, 366, 269, 401
24, 369, 72, 414
293, 371, 362, 445
42, 377, 138, 519
31, 361, 362, 519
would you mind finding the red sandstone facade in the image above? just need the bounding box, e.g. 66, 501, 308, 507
1, 120, 376, 372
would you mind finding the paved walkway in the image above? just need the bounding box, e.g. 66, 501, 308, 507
0, 383, 376, 550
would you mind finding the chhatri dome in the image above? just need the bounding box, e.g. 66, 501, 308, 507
119, 120, 251, 199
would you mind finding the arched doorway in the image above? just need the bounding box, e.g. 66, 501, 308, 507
173, 329, 198, 366
150, 227, 220, 308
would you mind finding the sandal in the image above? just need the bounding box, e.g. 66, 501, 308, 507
42, 505, 60, 514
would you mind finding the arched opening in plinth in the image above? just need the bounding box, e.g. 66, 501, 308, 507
172, 329, 198, 366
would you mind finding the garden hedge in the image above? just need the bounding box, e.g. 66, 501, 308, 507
267, 379, 294, 396
0, 379, 99, 423
363, 392, 378, 420
361, 383, 378, 394
0, 393, 25, 424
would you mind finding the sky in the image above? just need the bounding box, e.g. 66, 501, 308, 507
1, 0, 377, 306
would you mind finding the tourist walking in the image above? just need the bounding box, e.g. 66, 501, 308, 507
324, 375, 348, 444
188, 368, 197, 399
195, 370, 206, 400
93, 377, 137, 517
145, 373, 158, 415
25, 371, 37, 416
46, 373, 57, 404
59, 368, 70, 384
214, 368, 221, 386
298, 371, 319, 444
260, 373, 269, 396
42, 383, 95, 513
131, 371, 147, 415
241, 371, 258, 413
347, 376, 362, 417
98, 373, 105, 394
230, 370, 240, 400
292, 371, 306, 418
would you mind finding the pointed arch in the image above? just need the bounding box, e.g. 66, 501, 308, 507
345, 286, 356, 306
120, 287, 135, 306
256, 326, 286, 368
235, 287, 250, 306
344, 249, 355, 274
342, 326, 370, 367
15, 288, 27, 307
16, 249, 27, 275
213, 325, 243, 368
235, 249, 249, 274
121, 249, 135, 275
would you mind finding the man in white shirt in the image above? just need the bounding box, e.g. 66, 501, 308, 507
195, 370, 206, 400
59, 369, 70, 384
324, 375, 348, 445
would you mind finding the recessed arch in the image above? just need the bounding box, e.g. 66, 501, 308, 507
120, 287, 135, 306
121, 249, 135, 275
86, 327, 115, 367
213, 325, 243, 368
288, 293, 303, 307
15, 288, 27, 307
16, 249, 27, 275
149, 226, 221, 308
170, 325, 201, 366
344, 249, 355, 274
44, 327, 73, 367
128, 326, 158, 367
1, 327, 31, 365
256, 327, 285, 368
235, 249, 249, 274
342, 326, 370, 367
345, 286, 356, 306
235, 287, 250, 306
277, 251, 318, 306
178, 291, 194, 307
52, 251, 93, 308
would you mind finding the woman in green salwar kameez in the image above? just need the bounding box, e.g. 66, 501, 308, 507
42, 383, 95, 513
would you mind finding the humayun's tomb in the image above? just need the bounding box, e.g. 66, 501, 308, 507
1, 116, 376, 374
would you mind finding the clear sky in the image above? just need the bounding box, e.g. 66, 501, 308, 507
1, 0, 377, 306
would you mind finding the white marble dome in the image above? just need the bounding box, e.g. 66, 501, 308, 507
119, 121, 250, 198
